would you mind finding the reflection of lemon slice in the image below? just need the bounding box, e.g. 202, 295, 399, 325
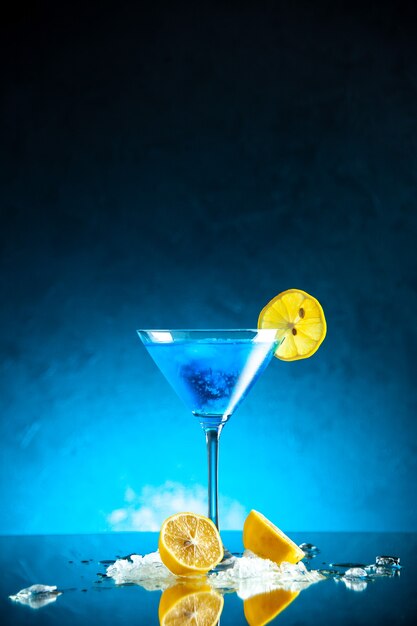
244, 588, 299, 626
159, 512, 224, 576
243, 510, 305, 565
258, 289, 326, 361
159, 583, 224, 626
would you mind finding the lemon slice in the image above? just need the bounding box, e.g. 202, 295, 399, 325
159, 583, 224, 626
159, 512, 224, 576
244, 588, 299, 626
243, 510, 305, 565
258, 288, 326, 361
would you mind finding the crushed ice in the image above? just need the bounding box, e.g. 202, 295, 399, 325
376, 556, 401, 568
106, 550, 324, 598
9, 584, 61, 609
331, 555, 402, 592
106, 549, 402, 597
210, 551, 324, 599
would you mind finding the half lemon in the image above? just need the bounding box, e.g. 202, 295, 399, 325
243, 510, 305, 565
159, 512, 224, 576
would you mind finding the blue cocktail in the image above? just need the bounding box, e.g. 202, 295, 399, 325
137, 330, 280, 530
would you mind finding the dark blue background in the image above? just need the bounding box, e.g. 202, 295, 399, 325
1, 1, 416, 534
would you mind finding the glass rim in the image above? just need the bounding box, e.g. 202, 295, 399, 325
136, 328, 279, 332
136, 328, 282, 343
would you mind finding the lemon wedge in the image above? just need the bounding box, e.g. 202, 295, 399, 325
258, 288, 326, 361
159, 582, 224, 626
243, 510, 305, 565
244, 588, 299, 626
159, 512, 224, 576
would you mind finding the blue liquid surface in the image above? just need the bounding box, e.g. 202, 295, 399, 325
145, 339, 278, 418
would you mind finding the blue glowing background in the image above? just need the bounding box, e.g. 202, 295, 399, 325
1, 2, 416, 534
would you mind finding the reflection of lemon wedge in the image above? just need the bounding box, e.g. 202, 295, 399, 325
258, 289, 326, 361
244, 588, 299, 626
159, 512, 224, 576
159, 583, 224, 626
243, 510, 305, 565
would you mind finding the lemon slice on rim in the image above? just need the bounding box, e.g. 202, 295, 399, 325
258, 288, 326, 361
159, 583, 224, 626
159, 512, 224, 576
243, 510, 305, 565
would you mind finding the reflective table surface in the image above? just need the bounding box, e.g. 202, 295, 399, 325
1, 532, 416, 625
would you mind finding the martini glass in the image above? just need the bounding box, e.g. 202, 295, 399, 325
137, 329, 280, 539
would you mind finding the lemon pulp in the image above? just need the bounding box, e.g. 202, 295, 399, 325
159, 512, 224, 576
258, 288, 326, 361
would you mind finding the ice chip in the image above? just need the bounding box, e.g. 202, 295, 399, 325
9, 584, 61, 609
375, 556, 401, 568
299, 542, 320, 558
344, 567, 368, 580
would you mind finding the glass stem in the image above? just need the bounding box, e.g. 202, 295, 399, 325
204, 425, 223, 529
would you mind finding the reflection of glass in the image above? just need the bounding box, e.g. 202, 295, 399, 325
159, 582, 224, 626
137, 330, 280, 531
244, 588, 299, 626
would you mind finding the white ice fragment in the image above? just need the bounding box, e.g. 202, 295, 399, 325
9, 584, 61, 609
106, 551, 175, 591
375, 555, 401, 568
341, 568, 370, 592
299, 542, 320, 557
